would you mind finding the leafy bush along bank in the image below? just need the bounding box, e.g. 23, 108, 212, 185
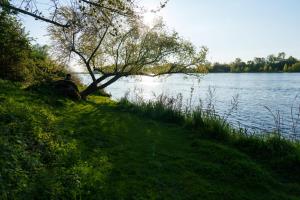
0, 12, 67, 84
0, 79, 300, 199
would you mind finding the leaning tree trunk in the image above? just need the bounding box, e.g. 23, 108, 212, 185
80, 82, 99, 100
80, 74, 121, 99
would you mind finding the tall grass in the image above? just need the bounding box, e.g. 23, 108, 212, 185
119, 86, 243, 141
118, 88, 300, 183
263, 95, 300, 139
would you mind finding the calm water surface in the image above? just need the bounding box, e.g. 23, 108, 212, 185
79, 73, 300, 138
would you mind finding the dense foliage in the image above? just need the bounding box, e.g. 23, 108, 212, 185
206, 53, 299, 73
0, 12, 67, 83
0, 12, 31, 81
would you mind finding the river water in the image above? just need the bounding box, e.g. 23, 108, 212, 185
79, 73, 300, 138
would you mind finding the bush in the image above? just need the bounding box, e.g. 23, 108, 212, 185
0, 12, 68, 84
29, 44, 68, 83
0, 12, 31, 81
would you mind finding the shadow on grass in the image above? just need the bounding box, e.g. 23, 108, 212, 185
1, 80, 299, 199
52, 97, 300, 199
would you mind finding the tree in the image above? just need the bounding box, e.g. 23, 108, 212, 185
209, 63, 230, 73
49, 7, 207, 98
0, 0, 137, 27
286, 56, 298, 66
289, 62, 300, 72
0, 0, 169, 27
277, 52, 286, 60
230, 58, 246, 72
267, 54, 277, 64
283, 64, 289, 72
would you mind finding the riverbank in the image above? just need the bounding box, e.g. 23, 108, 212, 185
80, 73, 300, 135
0, 79, 300, 199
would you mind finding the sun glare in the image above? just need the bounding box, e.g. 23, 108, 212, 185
142, 12, 156, 26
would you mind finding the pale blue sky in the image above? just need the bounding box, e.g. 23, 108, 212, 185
22, 0, 300, 62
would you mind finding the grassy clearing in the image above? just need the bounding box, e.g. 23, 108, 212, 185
0, 79, 300, 199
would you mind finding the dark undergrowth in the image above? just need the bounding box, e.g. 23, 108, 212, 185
1, 79, 300, 199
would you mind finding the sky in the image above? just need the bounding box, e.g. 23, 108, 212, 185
21, 0, 300, 63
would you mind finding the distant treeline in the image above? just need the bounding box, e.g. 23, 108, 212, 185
200, 52, 300, 73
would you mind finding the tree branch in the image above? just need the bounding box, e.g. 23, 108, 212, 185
0, 2, 70, 28
114, 28, 134, 72
70, 32, 96, 82
87, 25, 109, 65
97, 74, 122, 89
80, 0, 132, 16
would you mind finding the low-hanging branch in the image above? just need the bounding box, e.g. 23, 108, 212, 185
0, 0, 135, 28
80, 0, 133, 16
0, 1, 70, 28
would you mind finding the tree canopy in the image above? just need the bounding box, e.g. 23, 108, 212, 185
0, 0, 169, 27
0, 0, 137, 27
1, 0, 207, 98
48, 3, 207, 98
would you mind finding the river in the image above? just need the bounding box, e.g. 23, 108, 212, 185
79, 73, 300, 138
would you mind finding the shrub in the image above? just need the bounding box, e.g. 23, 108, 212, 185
0, 12, 31, 81
0, 12, 68, 84
29, 44, 68, 83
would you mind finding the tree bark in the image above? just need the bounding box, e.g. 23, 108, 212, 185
80, 74, 121, 99
80, 82, 98, 100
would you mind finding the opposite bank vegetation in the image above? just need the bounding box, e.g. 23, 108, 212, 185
192, 53, 300, 73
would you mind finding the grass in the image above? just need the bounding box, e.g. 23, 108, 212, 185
118, 95, 300, 183
0, 79, 300, 199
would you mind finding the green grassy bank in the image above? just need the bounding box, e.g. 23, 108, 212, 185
0, 79, 300, 199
